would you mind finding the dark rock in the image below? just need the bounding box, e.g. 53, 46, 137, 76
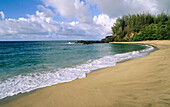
76, 36, 114, 44
101, 36, 115, 43
76, 40, 102, 44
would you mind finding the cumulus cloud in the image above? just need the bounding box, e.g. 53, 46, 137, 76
42, 0, 75, 19
93, 14, 116, 35
0, 0, 117, 40
0, 10, 114, 40
0, 11, 5, 20
42, 0, 92, 23
88, 0, 170, 17
37, 5, 55, 17
0, 11, 56, 36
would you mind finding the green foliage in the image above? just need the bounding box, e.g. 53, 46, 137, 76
111, 12, 170, 41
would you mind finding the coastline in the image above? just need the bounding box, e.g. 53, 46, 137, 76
1, 40, 170, 107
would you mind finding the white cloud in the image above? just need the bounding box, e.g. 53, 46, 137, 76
42, 0, 75, 19
157, 0, 170, 14
88, 0, 169, 17
0, 11, 5, 20
93, 14, 116, 35
0, 10, 112, 40
37, 5, 55, 17
0, 11, 61, 39
69, 21, 79, 26
0, 0, 117, 40
42, 0, 92, 23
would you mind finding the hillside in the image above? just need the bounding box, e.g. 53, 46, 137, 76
109, 12, 170, 42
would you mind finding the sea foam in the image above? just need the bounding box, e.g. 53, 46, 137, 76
0, 45, 154, 100
67, 42, 76, 44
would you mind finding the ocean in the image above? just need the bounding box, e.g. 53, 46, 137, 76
0, 41, 154, 99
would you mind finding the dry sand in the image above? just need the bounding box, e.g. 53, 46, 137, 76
1, 40, 170, 107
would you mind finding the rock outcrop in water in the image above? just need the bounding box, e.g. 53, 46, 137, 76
76, 36, 115, 44
76, 40, 102, 44
101, 36, 115, 43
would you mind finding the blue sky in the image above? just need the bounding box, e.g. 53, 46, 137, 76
0, 0, 41, 19
0, 0, 101, 22
0, 0, 169, 41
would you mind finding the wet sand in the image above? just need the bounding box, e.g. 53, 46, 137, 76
1, 40, 170, 107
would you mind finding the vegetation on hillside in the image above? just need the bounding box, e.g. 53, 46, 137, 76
111, 12, 170, 41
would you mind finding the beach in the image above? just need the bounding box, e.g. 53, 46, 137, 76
1, 40, 170, 107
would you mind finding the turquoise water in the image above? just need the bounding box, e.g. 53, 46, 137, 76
0, 41, 154, 99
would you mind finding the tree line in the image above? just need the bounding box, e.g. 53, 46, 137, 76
111, 12, 170, 41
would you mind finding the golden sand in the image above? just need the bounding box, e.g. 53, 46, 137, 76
1, 40, 170, 107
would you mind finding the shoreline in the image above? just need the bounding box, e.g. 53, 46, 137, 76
0, 42, 153, 101
1, 40, 170, 107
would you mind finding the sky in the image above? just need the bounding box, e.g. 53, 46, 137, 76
0, 0, 170, 41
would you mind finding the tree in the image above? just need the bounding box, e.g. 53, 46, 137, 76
111, 12, 170, 41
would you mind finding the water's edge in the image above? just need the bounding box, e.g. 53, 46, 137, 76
0, 44, 155, 104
